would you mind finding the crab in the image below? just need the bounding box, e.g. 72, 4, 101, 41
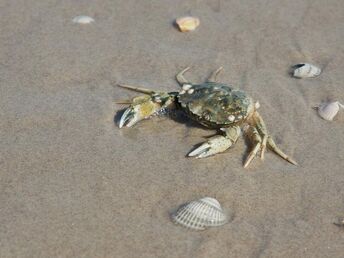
117, 67, 297, 168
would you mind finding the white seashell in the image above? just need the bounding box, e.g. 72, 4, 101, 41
293, 63, 321, 78
317, 101, 344, 121
175, 16, 200, 32
72, 16, 95, 24
171, 197, 228, 230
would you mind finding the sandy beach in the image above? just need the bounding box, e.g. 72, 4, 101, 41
1, 0, 344, 257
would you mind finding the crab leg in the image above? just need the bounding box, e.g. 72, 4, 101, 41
252, 112, 268, 160
207, 67, 223, 83
244, 111, 298, 167
188, 126, 241, 158
118, 84, 156, 94
176, 67, 191, 85
244, 127, 262, 168
267, 137, 298, 165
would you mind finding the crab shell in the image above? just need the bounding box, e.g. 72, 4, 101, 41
177, 82, 255, 128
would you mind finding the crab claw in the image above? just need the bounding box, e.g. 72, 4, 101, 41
118, 94, 176, 128
118, 95, 159, 128
119, 107, 139, 128
188, 136, 233, 158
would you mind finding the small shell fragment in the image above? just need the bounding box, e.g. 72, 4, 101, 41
292, 63, 321, 78
175, 16, 200, 32
72, 16, 95, 24
171, 197, 228, 230
317, 101, 344, 121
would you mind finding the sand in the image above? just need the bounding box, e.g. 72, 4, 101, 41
1, 0, 344, 257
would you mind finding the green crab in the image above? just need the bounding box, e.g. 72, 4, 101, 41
118, 67, 297, 168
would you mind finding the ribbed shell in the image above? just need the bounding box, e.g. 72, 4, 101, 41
171, 197, 228, 230
317, 101, 344, 121
293, 63, 321, 78
177, 82, 254, 128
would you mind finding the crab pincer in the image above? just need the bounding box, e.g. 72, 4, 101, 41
118, 84, 176, 128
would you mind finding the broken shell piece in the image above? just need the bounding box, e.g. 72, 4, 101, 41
317, 101, 344, 121
293, 63, 321, 78
171, 197, 228, 230
175, 16, 200, 32
72, 16, 95, 24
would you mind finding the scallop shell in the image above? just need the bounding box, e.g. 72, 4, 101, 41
293, 63, 321, 78
171, 197, 227, 230
72, 16, 95, 24
175, 16, 200, 32
317, 101, 344, 121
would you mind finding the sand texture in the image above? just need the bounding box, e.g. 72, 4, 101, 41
1, 0, 344, 257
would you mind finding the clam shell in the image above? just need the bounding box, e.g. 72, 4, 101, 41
171, 197, 227, 230
175, 16, 200, 32
317, 101, 344, 121
72, 16, 95, 24
293, 63, 321, 78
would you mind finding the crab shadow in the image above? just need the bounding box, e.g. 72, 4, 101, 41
114, 108, 126, 127
168, 110, 206, 129
241, 134, 254, 166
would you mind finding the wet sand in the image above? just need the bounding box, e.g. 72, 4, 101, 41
1, 0, 344, 257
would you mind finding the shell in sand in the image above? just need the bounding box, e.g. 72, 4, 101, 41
72, 16, 95, 24
293, 63, 321, 78
171, 197, 227, 230
317, 101, 344, 121
175, 16, 200, 32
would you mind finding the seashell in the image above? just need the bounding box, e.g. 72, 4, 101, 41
72, 16, 95, 24
175, 16, 200, 32
316, 101, 344, 121
171, 197, 228, 230
292, 63, 321, 78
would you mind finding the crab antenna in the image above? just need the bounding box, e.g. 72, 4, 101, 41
117, 84, 156, 95
115, 99, 132, 104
